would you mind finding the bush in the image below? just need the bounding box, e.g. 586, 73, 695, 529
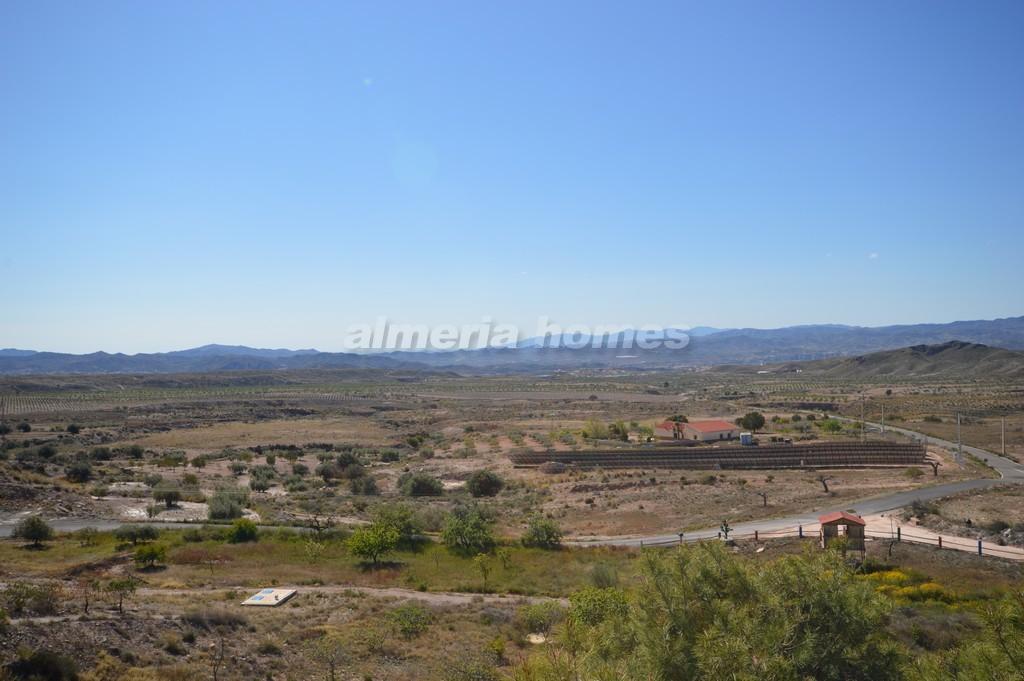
2, 581, 62, 616
399, 472, 444, 497
12, 515, 53, 547
256, 640, 282, 656
517, 601, 565, 634
115, 524, 159, 545
568, 586, 630, 626
182, 608, 247, 631
388, 603, 432, 639
208, 487, 249, 520
66, 424, 81, 435
5, 649, 78, 680
521, 516, 562, 549
90, 446, 112, 461
442, 506, 495, 555
350, 476, 379, 495
227, 518, 259, 543
16, 422, 31, 433
984, 519, 1011, 534
65, 461, 92, 483
467, 470, 505, 498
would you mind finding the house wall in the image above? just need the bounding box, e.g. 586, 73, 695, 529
684, 427, 740, 442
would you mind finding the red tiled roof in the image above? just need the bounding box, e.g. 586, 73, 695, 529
685, 420, 737, 433
818, 511, 865, 526
657, 421, 683, 431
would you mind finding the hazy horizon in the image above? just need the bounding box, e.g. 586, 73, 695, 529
4, 314, 1023, 355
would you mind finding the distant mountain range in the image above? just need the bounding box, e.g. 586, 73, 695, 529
2, 316, 1023, 375
721, 340, 1024, 380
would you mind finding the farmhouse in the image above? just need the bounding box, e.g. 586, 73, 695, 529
682, 419, 740, 442
655, 419, 740, 442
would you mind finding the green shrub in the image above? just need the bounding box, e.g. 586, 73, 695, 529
441, 506, 495, 555
467, 470, 504, 498
517, 601, 565, 634
521, 516, 562, 549
399, 471, 444, 497
2, 581, 62, 616
12, 515, 53, 547
350, 476, 379, 495
115, 524, 159, 545
208, 487, 249, 520
227, 518, 259, 543
388, 603, 432, 639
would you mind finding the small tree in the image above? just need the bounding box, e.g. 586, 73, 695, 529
720, 519, 732, 540
442, 507, 495, 555
467, 470, 504, 498
739, 412, 766, 432
134, 543, 167, 569
153, 486, 182, 509
13, 515, 53, 548
16, 422, 31, 433
66, 423, 81, 434
347, 524, 399, 567
474, 553, 492, 590
309, 634, 347, 681
106, 575, 139, 614
817, 475, 835, 494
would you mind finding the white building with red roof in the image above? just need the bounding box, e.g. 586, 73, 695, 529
681, 419, 740, 442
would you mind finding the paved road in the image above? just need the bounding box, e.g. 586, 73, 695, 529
570, 420, 1024, 547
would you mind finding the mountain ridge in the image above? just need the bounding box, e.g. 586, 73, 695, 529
2, 316, 1023, 375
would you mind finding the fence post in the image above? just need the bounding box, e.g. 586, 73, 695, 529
897, 527, 901, 542
640, 540, 644, 549
755, 530, 759, 542
978, 540, 983, 556
798, 525, 803, 538
938, 536, 942, 549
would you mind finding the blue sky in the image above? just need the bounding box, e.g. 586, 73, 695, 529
2, 1, 1023, 353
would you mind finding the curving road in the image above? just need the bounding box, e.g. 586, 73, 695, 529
569, 420, 1024, 547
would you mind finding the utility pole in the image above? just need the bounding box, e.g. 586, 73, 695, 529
1002, 417, 1006, 457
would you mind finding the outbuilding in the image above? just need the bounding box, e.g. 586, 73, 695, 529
818, 511, 866, 554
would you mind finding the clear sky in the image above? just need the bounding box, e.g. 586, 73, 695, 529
2, 1, 1023, 353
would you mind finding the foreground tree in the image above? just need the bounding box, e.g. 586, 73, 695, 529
514, 543, 903, 681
